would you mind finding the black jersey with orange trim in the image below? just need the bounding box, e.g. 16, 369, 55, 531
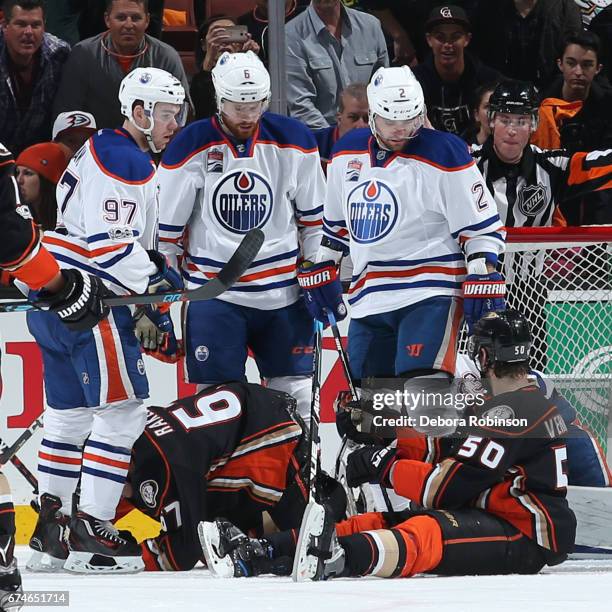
127, 382, 305, 571
0, 142, 59, 288
391, 385, 577, 555
472, 141, 612, 227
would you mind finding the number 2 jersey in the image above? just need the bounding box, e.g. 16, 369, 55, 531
157, 112, 325, 310
124, 382, 305, 571
322, 127, 506, 319
393, 385, 577, 556
43, 129, 158, 295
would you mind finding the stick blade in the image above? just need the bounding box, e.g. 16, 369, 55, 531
216, 228, 265, 289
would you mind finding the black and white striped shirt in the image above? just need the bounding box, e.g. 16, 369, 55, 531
471, 140, 612, 227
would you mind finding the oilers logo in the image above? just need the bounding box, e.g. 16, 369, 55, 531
212, 170, 273, 233
347, 180, 398, 244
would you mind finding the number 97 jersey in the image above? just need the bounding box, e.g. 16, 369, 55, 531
44, 128, 158, 295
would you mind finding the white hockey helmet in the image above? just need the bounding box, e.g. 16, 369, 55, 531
212, 51, 271, 112
367, 66, 425, 144
118, 67, 187, 152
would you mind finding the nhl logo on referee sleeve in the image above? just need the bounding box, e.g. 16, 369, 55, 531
517, 183, 547, 216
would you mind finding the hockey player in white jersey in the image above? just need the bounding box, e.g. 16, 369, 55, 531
26, 68, 186, 574
298, 66, 506, 432
157, 51, 325, 423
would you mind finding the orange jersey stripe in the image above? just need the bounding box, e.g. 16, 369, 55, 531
349, 265, 466, 294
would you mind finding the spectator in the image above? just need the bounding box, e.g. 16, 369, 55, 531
238, 0, 309, 66
52, 110, 98, 156
79, 0, 165, 40
539, 31, 612, 152
312, 82, 368, 163
15, 142, 69, 230
362, 0, 480, 64
285, 0, 388, 129
589, 5, 612, 81
413, 6, 501, 135
0, 0, 70, 155
461, 81, 500, 145
52, 0, 190, 129
471, 0, 583, 88
191, 16, 260, 120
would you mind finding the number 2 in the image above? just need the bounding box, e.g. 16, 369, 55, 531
471, 182, 488, 211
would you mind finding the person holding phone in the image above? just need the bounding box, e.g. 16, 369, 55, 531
191, 16, 261, 120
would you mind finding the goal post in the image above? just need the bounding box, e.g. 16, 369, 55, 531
460, 226, 612, 462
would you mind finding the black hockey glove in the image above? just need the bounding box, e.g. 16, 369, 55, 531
346, 445, 397, 488
35, 269, 111, 331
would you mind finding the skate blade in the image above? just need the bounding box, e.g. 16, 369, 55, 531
197, 522, 235, 578
26, 550, 67, 573
64, 551, 144, 574
291, 501, 325, 582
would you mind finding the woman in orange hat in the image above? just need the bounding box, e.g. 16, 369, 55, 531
15, 142, 69, 231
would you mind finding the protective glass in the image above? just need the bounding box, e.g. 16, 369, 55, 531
374, 114, 424, 141
152, 102, 188, 128
494, 115, 532, 130
221, 100, 266, 122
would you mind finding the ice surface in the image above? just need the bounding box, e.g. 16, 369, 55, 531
13, 547, 612, 612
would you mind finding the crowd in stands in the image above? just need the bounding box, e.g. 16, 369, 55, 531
1, 0, 611, 227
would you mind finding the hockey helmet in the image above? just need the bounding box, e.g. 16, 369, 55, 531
468, 309, 532, 372
212, 51, 271, 112
367, 66, 425, 142
487, 80, 539, 130
118, 67, 187, 153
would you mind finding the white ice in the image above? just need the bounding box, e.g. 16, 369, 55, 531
13, 547, 612, 612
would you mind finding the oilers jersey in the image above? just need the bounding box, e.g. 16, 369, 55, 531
322, 128, 506, 319
157, 113, 325, 309
44, 128, 158, 295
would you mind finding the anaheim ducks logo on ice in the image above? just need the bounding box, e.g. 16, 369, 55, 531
347, 179, 398, 244
212, 170, 273, 234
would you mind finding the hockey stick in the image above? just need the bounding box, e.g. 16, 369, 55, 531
0, 416, 43, 466
326, 312, 359, 516
307, 319, 324, 503
0, 228, 265, 312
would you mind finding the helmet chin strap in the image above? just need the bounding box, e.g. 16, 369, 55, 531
132, 111, 161, 154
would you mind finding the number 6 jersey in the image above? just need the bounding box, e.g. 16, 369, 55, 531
43, 128, 158, 295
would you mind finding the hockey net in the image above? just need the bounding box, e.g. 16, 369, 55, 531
458, 226, 612, 457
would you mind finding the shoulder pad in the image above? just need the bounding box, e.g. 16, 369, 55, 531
160, 119, 221, 168
406, 128, 474, 170
330, 128, 371, 159
90, 130, 154, 184
258, 113, 318, 151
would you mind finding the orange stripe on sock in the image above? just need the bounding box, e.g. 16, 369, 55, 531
38, 451, 81, 465
82, 452, 130, 470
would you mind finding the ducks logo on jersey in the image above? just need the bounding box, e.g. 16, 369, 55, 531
212, 170, 273, 233
347, 179, 398, 243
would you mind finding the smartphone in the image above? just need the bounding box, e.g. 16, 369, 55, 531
222, 25, 248, 43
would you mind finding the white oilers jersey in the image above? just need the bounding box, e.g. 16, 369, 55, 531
157, 112, 325, 309
45, 129, 158, 295
323, 128, 505, 319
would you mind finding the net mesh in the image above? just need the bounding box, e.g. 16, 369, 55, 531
458, 227, 612, 453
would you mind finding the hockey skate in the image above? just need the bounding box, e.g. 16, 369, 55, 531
292, 501, 345, 582
64, 512, 144, 574
198, 520, 291, 578
27, 494, 69, 572
0, 536, 22, 612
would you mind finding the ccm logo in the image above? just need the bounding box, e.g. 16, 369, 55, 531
463, 283, 506, 296
292, 346, 314, 355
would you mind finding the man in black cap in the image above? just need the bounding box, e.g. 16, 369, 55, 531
412, 5, 501, 135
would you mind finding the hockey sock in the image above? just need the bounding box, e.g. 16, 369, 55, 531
339, 516, 443, 578
37, 438, 83, 515
79, 437, 132, 520
265, 528, 299, 558
0, 475, 15, 566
